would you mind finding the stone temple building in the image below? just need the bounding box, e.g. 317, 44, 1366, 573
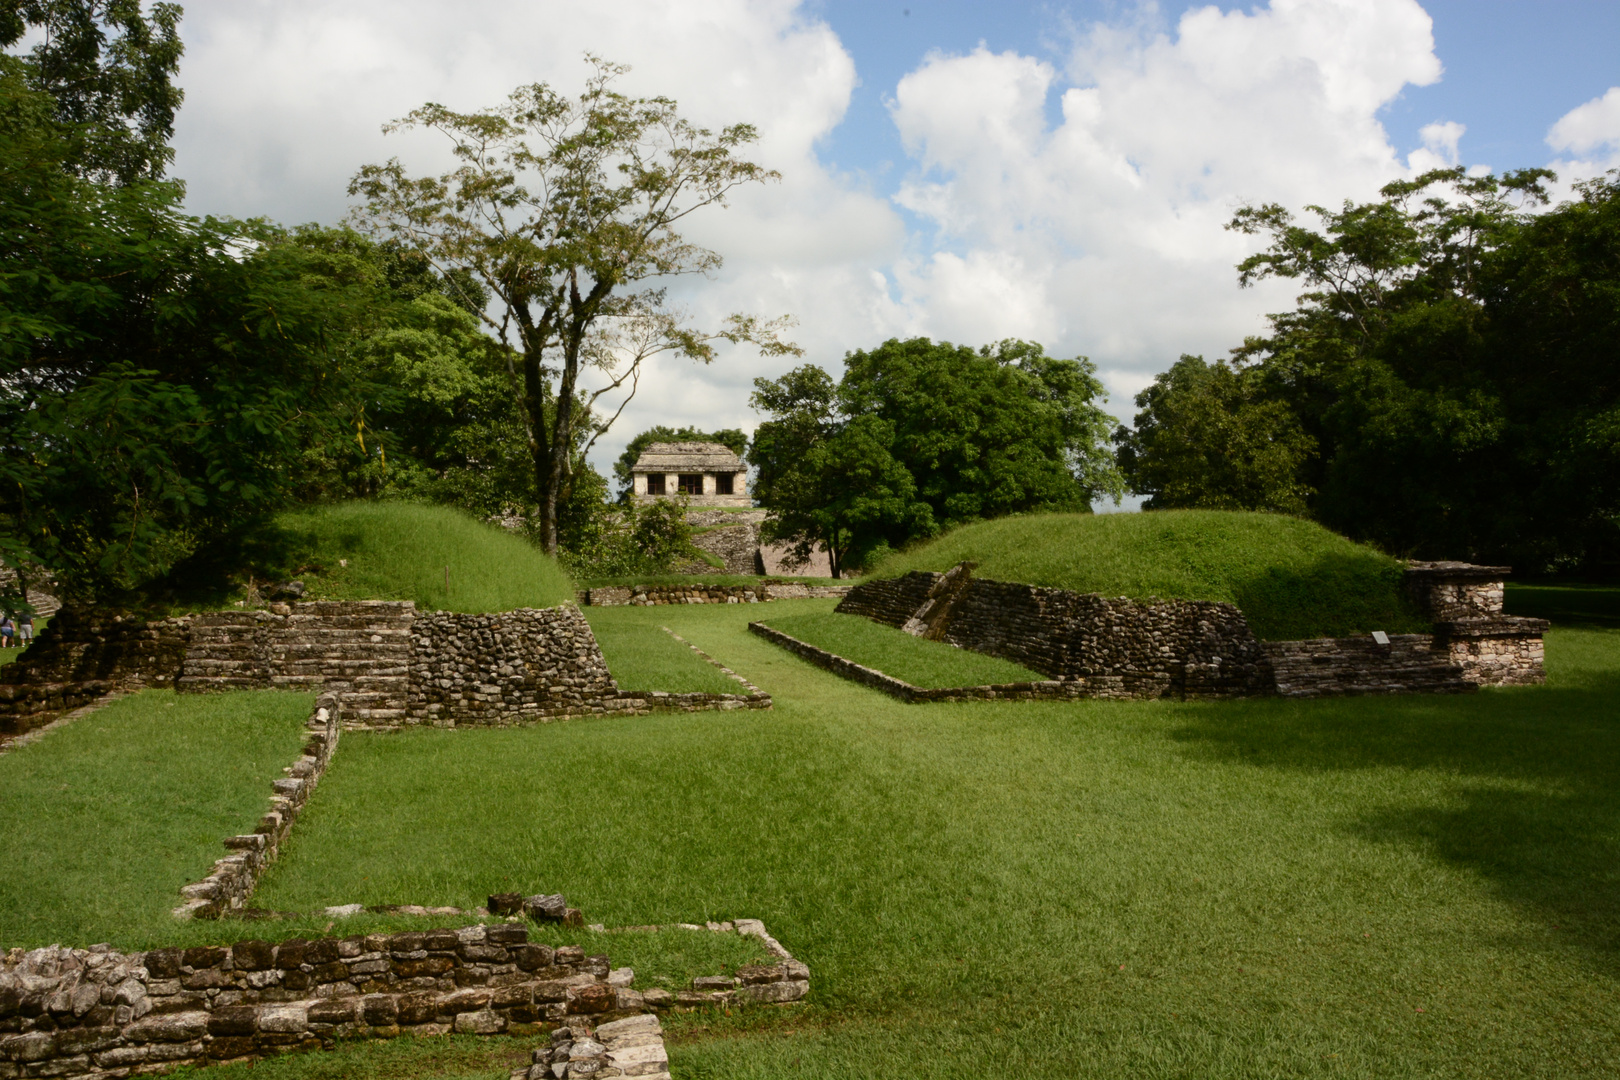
629, 442, 750, 507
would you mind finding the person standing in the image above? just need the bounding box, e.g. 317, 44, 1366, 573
0, 614, 13, 649
17, 611, 33, 645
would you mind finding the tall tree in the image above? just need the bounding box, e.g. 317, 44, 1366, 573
1, 0, 184, 184
748, 366, 930, 577
838, 337, 1122, 523
1181, 165, 1620, 570
749, 338, 1119, 573
0, 41, 360, 602
348, 56, 800, 554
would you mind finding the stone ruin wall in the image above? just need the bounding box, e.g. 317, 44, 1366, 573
0, 920, 807, 1080
832, 563, 1547, 699
833, 571, 1273, 700
1, 603, 768, 737
0, 612, 192, 736
407, 607, 768, 726
174, 695, 341, 921
581, 583, 850, 606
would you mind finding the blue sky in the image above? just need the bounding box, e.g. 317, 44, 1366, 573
808, 0, 1620, 188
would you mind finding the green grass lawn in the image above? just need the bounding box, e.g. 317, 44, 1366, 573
760, 600, 1045, 687
231, 591, 1620, 1079
583, 606, 748, 693
0, 689, 311, 949
869, 510, 1430, 640
275, 502, 575, 613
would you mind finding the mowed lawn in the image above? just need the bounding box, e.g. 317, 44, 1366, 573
0, 690, 312, 948
242, 586, 1620, 1079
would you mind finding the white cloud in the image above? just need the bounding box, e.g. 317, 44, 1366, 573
1408, 119, 1466, 171
885, 0, 1446, 412
1546, 85, 1620, 184
172, 0, 1463, 472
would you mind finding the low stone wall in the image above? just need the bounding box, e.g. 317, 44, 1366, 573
0, 613, 192, 736
174, 695, 342, 920
0, 915, 808, 1080
582, 583, 850, 606
408, 607, 620, 726
583, 584, 767, 607
835, 562, 1550, 700
406, 608, 767, 728
749, 622, 1084, 703
1405, 561, 1508, 621
1263, 636, 1474, 698
1, 602, 770, 733
0, 926, 635, 1078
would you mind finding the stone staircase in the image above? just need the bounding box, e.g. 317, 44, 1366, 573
177, 611, 278, 692
178, 602, 415, 724
269, 602, 415, 725
1263, 634, 1475, 698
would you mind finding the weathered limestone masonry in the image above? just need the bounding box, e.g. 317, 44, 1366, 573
835, 570, 1274, 700
582, 583, 851, 606
749, 622, 1086, 704
174, 695, 341, 920
832, 561, 1546, 700
406, 607, 768, 726
178, 602, 413, 725
2, 601, 769, 732
0, 612, 191, 737
0, 917, 807, 1080
1262, 636, 1473, 698
1406, 561, 1547, 687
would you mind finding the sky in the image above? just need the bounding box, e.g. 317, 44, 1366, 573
163, 0, 1620, 486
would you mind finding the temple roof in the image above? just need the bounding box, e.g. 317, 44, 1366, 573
630, 441, 745, 473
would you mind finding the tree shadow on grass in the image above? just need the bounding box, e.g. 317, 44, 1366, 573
1167, 664, 1620, 973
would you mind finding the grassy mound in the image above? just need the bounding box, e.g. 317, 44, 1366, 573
869, 510, 1427, 640
276, 502, 575, 614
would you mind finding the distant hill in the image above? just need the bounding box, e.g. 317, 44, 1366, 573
275, 502, 574, 613
867, 510, 1428, 641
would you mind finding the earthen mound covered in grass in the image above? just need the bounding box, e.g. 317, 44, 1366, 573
867, 510, 1427, 640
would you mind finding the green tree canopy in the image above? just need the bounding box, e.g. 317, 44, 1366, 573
749, 337, 1121, 574
348, 56, 800, 554
0, 35, 375, 603
2, 0, 184, 184
1126, 166, 1620, 571
1114, 356, 1316, 514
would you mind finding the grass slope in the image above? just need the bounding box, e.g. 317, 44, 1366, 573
762, 600, 1045, 688
236, 591, 1620, 1079
277, 502, 574, 614
583, 607, 743, 694
870, 510, 1427, 640
0, 690, 310, 948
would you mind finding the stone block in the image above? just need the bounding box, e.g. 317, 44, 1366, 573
454, 1009, 506, 1034
256, 1005, 308, 1034
125, 1010, 208, 1042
